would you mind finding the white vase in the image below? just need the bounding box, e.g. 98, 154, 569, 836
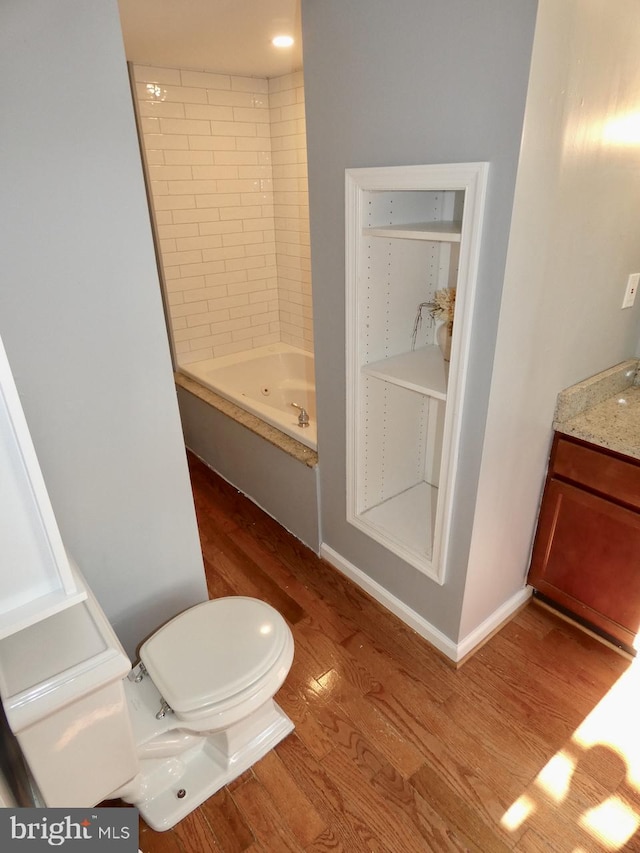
436, 322, 452, 361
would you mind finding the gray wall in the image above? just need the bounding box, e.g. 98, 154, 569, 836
0, 0, 208, 657
301, 0, 538, 638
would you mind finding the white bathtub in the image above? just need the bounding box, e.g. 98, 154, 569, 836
181, 343, 317, 451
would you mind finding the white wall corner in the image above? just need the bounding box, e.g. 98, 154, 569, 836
455, 585, 532, 661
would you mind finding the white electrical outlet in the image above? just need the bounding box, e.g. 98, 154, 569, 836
622, 273, 640, 309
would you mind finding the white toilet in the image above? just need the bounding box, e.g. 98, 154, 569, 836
0, 562, 295, 831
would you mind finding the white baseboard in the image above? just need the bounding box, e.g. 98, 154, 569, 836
319, 543, 531, 663
455, 586, 532, 661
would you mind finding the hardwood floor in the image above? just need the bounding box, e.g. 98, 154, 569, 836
135, 452, 639, 852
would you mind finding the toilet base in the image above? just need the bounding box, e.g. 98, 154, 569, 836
125, 699, 294, 832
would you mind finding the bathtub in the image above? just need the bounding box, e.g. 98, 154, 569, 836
181, 343, 318, 451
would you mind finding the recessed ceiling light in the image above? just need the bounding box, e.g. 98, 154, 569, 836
272, 35, 294, 48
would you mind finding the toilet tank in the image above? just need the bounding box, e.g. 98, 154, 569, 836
0, 561, 137, 807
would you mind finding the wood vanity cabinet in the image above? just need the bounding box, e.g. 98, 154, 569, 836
528, 433, 640, 650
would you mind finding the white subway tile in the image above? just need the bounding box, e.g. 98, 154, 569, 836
149, 165, 192, 181
154, 210, 173, 225
214, 150, 258, 166
181, 69, 231, 90
205, 270, 249, 288
251, 332, 281, 348
207, 89, 254, 107
173, 208, 221, 224
201, 245, 245, 262
219, 205, 262, 220
183, 285, 227, 303
157, 223, 199, 239
227, 280, 267, 296
144, 149, 165, 166
174, 324, 213, 342
134, 65, 181, 85
165, 275, 206, 292
195, 193, 241, 208
160, 118, 211, 136
159, 238, 177, 253
191, 165, 239, 180
189, 136, 236, 150
233, 107, 270, 123
213, 340, 249, 358
163, 249, 202, 267
236, 137, 272, 152
151, 180, 169, 196
179, 260, 227, 277
153, 194, 196, 210
185, 104, 234, 121
268, 89, 296, 108
171, 300, 209, 317
144, 134, 190, 151
179, 347, 215, 364
164, 150, 214, 165
168, 179, 218, 194
199, 220, 243, 235
187, 309, 230, 326
140, 116, 160, 134
171, 317, 188, 330
222, 231, 268, 247
154, 85, 209, 104
137, 101, 186, 120
231, 76, 268, 93
176, 235, 224, 251
211, 121, 257, 137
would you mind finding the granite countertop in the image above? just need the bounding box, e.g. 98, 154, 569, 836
553, 359, 640, 460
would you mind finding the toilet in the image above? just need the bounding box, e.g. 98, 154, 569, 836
0, 561, 294, 831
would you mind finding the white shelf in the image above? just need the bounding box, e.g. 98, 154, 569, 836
363, 221, 462, 242
361, 482, 438, 562
362, 346, 448, 400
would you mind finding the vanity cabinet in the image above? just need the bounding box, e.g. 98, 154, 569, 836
528, 433, 640, 650
345, 164, 488, 582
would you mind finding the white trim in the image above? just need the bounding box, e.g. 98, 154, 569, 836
345, 163, 489, 585
320, 543, 531, 663
455, 586, 532, 661
320, 543, 458, 660
0, 334, 86, 638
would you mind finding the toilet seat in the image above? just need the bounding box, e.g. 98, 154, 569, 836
139, 597, 292, 718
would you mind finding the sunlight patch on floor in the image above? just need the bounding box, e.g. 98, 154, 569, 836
501, 656, 640, 850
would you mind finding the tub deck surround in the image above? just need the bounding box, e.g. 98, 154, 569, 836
174, 374, 317, 469
553, 359, 640, 460
178, 343, 318, 453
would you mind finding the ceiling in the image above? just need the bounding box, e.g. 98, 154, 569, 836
117, 0, 303, 79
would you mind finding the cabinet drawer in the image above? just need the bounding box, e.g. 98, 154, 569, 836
553, 436, 640, 511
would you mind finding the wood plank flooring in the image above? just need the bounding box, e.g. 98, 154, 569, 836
133, 452, 639, 852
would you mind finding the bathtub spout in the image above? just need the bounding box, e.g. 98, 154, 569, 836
291, 402, 310, 427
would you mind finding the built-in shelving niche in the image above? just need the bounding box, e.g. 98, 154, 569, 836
345, 164, 488, 583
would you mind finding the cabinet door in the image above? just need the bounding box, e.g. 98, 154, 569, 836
529, 478, 640, 647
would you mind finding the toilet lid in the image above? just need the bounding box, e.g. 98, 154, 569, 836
139, 597, 290, 715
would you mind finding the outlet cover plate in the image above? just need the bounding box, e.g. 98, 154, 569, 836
622, 273, 639, 309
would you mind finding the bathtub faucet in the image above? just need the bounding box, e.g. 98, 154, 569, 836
291, 402, 310, 428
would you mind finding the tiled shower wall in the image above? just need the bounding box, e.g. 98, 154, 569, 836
133, 64, 312, 364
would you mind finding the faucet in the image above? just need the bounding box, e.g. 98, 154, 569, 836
291, 402, 310, 428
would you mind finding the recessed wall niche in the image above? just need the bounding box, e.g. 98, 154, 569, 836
345, 163, 488, 583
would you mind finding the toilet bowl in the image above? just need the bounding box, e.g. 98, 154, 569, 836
113, 596, 295, 830
0, 563, 295, 832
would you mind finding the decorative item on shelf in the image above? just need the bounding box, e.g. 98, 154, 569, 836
436, 321, 453, 362
410, 288, 456, 359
